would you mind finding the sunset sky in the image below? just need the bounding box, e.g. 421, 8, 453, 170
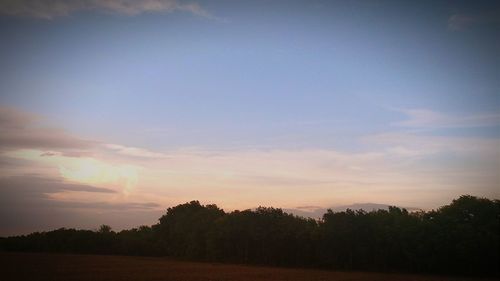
0, 0, 499, 236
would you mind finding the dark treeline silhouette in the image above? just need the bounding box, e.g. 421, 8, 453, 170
1, 195, 498, 276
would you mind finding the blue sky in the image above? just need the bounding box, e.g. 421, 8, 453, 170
0, 0, 498, 235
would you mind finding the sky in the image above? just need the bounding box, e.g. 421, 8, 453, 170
0, 0, 499, 236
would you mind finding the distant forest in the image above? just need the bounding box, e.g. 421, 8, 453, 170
1, 195, 498, 277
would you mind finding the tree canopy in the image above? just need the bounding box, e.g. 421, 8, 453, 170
1, 195, 498, 277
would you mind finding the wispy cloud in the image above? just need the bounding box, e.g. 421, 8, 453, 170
0, 174, 161, 236
53, 200, 160, 210
0, 107, 141, 194
393, 108, 500, 129
1, 106, 499, 235
0, 106, 95, 153
0, 0, 214, 20
366, 132, 500, 155
448, 12, 500, 31
0, 175, 116, 195
0, 106, 168, 160
104, 143, 167, 159
6, 149, 140, 195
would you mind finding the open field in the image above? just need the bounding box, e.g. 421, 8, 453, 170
0, 252, 493, 281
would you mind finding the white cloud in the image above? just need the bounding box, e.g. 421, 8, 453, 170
104, 143, 167, 158
6, 149, 140, 195
366, 132, 500, 155
0, 0, 214, 19
393, 108, 500, 129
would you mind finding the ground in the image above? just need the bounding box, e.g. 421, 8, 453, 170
0, 252, 493, 281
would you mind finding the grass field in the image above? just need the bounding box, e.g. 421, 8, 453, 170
0, 252, 493, 281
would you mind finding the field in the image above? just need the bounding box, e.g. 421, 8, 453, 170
0, 252, 492, 281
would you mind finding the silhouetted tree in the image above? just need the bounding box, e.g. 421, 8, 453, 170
156, 200, 225, 259
1, 195, 498, 277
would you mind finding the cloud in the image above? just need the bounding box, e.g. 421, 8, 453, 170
53, 201, 160, 210
285, 203, 421, 219
40, 151, 59, 157
104, 143, 167, 159
0, 106, 37, 128
366, 132, 500, 155
448, 14, 477, 31
0, 106, 156, 195
0, 107, 171, 235
393, 108, 500, 129
0, 174, 117, 219
0, 0, 214, 20
0, 106, 95, 152
137, 143, 491, 208
1, 106, 499, 235
0, 174, 161, 236
0, 175, 116, 197
0, 106, 173, 159
294, 205, 323, 211
448, 12, 500, 31
5, 149, 140, 195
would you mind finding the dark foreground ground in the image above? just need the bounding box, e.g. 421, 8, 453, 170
0, 252, 494, 281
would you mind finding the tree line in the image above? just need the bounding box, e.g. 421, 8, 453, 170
1, 195, 498, 276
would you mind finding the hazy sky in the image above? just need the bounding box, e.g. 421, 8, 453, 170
0, 0, 499, 235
